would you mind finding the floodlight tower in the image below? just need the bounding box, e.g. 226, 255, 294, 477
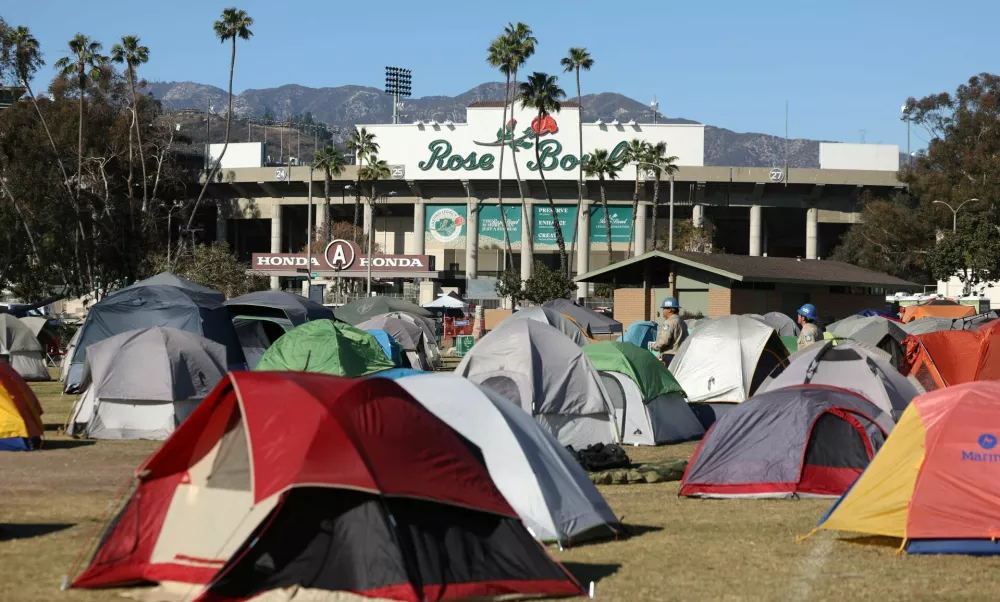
384, 66, 412, 125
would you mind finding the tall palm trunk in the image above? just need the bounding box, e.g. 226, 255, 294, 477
627, 166, 640, 257
128, 63, 149, 214
76, 66, 84, 202
509, 68, 531, 255
185, 35, 237, 254
568, 66, 583, 280
324, 168, 332, 241
353, 156, 363, 238
650, 175, 661, 251
495, 73, 514, 270
535, 109, 566, 274
599, 175, 612, 261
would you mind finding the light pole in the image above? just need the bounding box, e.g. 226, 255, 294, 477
650, 96, 659, 125
366, 190, 398, 296
306, 165, 314, 296
634, 161, 676, 251
901, 103, 912, 168
933, 198, 980, 232
384, 66, 412, 124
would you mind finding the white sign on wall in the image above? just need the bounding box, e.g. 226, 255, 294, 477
358, 105, 705, 181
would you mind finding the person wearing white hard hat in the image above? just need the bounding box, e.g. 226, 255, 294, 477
650, 297, 688, 364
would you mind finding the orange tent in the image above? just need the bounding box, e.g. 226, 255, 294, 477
903, 321, 1000, 392
902, 300, 976, 323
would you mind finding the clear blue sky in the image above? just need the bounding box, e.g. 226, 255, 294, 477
7, 0, 999, 150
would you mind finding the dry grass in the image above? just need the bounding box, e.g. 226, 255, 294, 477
3, 376, 1000, 601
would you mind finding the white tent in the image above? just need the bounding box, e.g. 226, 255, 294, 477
456, 319, 617, 448
390, 373, 620, 544
0, 314, 50, 381
598, 372, 705, 445
670, 315, 789, 404
67, 327, 227, 440
423, 294, 466, 309
503, 306, 590, 347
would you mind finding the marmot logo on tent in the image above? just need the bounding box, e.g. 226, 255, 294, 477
358, 302, 375, 314
707, 376, 715, 390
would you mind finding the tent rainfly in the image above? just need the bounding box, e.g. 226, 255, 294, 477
255, 320, 395, 377
0, 314, 50, 381
543, 299, 622, 335
503, 306, 591, 347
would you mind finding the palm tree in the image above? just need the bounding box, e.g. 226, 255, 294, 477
486, 34, 516, 268
346, 127, 379, 236
53, 33, 107, 201
313, 145, 346, 241
185, 7, 253, 251
359, 154, 391, 292
111, 35, 150, 211
583, 149, 621, 262
6, 26, 74, 200
518, 72, 567, 274
646, 142, 679, 251
503, 22, 536, 255
622, 139, 650, 257
560, 47, 593, 272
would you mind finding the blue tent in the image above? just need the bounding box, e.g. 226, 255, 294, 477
619, 320, 658, 349
364, 329, 402, 367
370, 367, 424, 380
858, 309, 897, 319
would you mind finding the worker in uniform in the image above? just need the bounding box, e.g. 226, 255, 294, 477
650, 297, 688, 364
796, 303, 822, 350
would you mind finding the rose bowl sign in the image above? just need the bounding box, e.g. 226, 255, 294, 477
252, 239, 433, 274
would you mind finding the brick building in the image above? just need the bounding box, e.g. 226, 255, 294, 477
575, 251, 919, 329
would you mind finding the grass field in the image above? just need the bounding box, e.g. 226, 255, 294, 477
3, 376, 1000, 602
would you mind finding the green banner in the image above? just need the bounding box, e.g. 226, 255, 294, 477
478, 205, 522, 250
533, 205, 577, 248
590, 206, 633, 243
425, 204, 467, 248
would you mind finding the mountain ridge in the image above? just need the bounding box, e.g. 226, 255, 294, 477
146, 80, 832, 168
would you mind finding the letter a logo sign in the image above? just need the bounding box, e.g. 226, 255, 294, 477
324, 239, 356, 270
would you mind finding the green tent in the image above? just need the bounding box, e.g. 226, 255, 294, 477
780, 335, 798, 354
255, 320, 395, 377
583, 341, 685, 401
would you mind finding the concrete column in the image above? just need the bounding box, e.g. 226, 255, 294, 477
692, 204, 704, 228
314, 199, 326, 241
634, 204, 647, 256
465, 200, 479, 281
363, 202, 373, 237
749, 205, 762, 257
412, 200, 425, 255
806, 207, 819, 259
270, 201, 282, 291
577, 201, 591, 300
520, 200, 533, 282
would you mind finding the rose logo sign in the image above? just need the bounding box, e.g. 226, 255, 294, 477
429, 207, 465, 244
531, 114, 558, 136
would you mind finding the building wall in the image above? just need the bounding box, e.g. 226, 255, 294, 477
613, 288, 657, 327
819, 143, 900, 171
708, 286, 732, 318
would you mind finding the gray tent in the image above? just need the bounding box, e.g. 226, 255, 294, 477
67, 327, 227, 440
680, 385, 893, 499
456, 319, 618, 449
850, 319, 908, 368
761, 312, 800, 337
225, 290, 333, 325
334, 297, 432, 325
504, 307, 590, 347
233, 317, 292, 369
357, 314, 431, 370
542, 299, 622, 335
0, 314, 50, 381
64, 279, 245, 393
900, 317, 957, 335
122, 272, 223, 298
384, 311, 440, 368
760, 340, 916, 420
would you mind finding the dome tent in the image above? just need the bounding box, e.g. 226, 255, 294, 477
225, 290, 333, 325
456, 319, 618, 449
381, 372, 621, 544
0, 360, 43, 450
584, 342, 704, 445
760, 340, 917, 420
66, 327, 227, 440
619, 320, 658, 350
504, 306, 591, 346
358, 314, 431, 370
63, 273, 244, 393
333, 296, 432, 325
0, 314, 50, 381
364, 328, 403, 366
543, 298, 622, 335
255, 320, 395, 377
71, 372, 584, 600
680, 385, 894, 499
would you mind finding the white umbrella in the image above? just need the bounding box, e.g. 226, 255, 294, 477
423, 294, 466, 309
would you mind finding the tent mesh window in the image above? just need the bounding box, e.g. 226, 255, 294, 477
913, 363, 940, 393
599, 373, 627, 434
804, 413, 872, 469
206, 407, 252, 491
480, 376, 522, 410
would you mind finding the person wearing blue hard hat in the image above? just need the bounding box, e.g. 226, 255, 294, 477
796, 303, 821, 349
650, 296, 688, 363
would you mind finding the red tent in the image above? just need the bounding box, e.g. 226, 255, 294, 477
903, 320, 1000, 392
72, 372, 582, 601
